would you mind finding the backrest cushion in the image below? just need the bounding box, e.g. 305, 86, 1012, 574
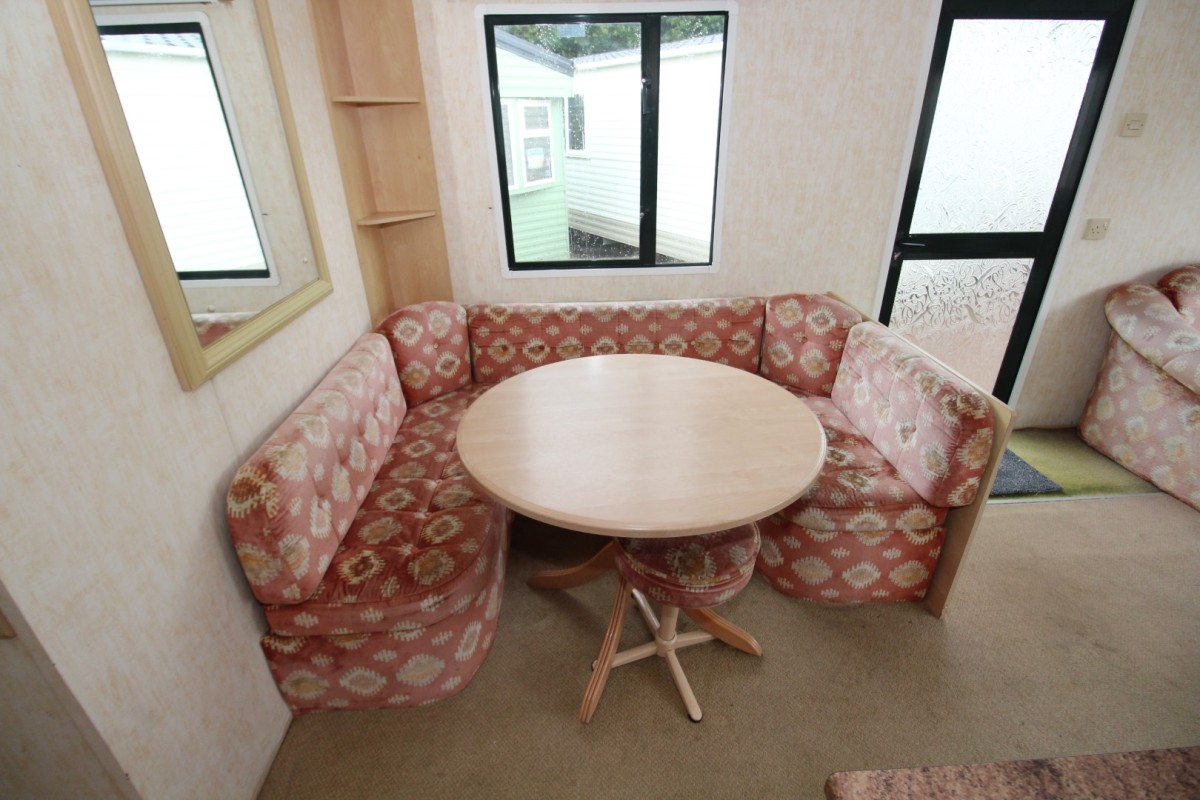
1157, 265, 1200, 328
378, 302, 472, 406
466, 297, 766, 382
226, 333, 405, 605
760, 293, 864, 395
831, 321, 994, 508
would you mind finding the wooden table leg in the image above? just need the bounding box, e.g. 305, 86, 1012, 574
683, 607, 763, 656
528, 540, 617, 590
579, 575, 631, 723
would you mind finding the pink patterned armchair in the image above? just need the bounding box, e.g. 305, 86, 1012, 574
1079, 265, 1200, 511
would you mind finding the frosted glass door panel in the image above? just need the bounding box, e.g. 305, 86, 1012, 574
910, 20, 1102, 234
890, 259, 1033, 389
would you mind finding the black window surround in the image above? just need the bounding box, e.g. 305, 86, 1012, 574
483, 11, 731, 273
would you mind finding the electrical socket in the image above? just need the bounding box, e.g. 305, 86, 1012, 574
1084, 218, 1110, 240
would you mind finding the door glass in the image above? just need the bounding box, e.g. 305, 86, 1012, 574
910, 19, 1103, 234
889, 258, 1033, 388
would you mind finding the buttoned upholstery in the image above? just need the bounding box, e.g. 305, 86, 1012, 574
227, 333, 510, 714
380, 301, 473, 407
756, 313, 994, 604
1079, 265, 1200, 511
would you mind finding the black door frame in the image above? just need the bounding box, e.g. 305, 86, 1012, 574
879, 0, 1133, 402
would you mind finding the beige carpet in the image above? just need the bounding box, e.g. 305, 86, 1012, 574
258, 495, 1200, 800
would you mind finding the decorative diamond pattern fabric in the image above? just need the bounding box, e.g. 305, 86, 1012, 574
615, 524, 760, 609
760, 293, 863, 394
830, 321, 994, 509
379, 301, 473, 407
1079, 266, 1200, 511
465, 297, 766, 383
226, 334, 406, 606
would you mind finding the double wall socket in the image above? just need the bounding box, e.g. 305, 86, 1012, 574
1084, 218, 1110, 240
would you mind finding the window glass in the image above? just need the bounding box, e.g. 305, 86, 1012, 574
486, 12, 728, 270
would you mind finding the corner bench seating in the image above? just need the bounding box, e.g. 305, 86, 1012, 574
226, 294, 1009, 714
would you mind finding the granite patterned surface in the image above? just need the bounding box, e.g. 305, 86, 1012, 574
824, 746, 1200, 799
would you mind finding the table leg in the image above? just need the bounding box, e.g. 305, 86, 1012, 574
527, 540, 617, 589
683, 607, 763, 656
579, 574, 631, 723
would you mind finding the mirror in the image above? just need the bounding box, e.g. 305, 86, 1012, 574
50, 0, 331, 389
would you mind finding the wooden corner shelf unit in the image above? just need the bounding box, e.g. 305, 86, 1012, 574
309, 0, 453, 324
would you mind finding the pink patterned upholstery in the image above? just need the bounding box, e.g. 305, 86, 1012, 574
757, 323, 993, 604
760, 294, 864, 394
378, 302, 472, 406
831, 321, 994, 509
261, 523, 507, 713
227, 333, 511, 714
1079, 267, 1200, 511
615, 524, 760, 609
227, 334, 405, 606
466, 297, 765, 383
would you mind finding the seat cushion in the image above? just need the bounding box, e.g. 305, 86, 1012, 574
780, 393, 948, 531
615, 524, 760, 608
263, 385, 503, 636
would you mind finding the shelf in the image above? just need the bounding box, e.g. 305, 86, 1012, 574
357, 210, 437, 227
332, 95, 420, 106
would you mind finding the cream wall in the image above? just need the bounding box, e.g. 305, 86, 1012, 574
416, 0, 937, 310
1015, 0, 1200, 426
0, 2, 369, 798
417, 0, 1200, 427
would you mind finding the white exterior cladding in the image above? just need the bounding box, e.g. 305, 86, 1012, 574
567, 37, 725, 263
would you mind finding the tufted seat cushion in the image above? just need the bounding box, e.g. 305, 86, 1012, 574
466, 297, 766, 382
615, 524, 760, 609
263, 385, 500, 636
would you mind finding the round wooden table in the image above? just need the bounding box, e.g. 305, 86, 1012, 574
456, 353, 826, 721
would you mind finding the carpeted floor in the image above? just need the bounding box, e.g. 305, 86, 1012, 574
995, 428, 1159, 501
257, 494, 1200, 800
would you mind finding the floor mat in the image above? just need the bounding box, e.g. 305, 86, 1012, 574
990, 449, 1063, 497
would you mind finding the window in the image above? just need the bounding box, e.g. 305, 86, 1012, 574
96, 13, 276, 285
483, 8, 732, 272
566, 94, 586, 153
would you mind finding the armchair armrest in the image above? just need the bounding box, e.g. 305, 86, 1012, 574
1106, 285, 1200, 394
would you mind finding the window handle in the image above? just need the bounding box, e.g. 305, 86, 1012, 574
642, 77, 651, 115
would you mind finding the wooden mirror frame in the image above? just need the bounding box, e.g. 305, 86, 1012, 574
49, 0, 332, 390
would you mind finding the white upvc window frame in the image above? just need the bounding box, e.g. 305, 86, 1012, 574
517, 99, 555, 188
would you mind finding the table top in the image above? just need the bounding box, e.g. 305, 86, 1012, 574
456, 354, 826, 538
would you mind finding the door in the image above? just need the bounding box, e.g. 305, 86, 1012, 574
880, 0, 1133, 401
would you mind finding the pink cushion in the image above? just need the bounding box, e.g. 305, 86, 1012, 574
615, 524, 759, 608
777, 394, 948, 531
466, 297, 766, 382
760, 294, 864, 395
1080, 334, 1200, 511
831, 322, 993, 508
1105, 283, 1200, 395
1157, 265, 1200, 328
378, 302, 472, 406
227, 334, 405, 606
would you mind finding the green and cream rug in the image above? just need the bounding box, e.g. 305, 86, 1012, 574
992, 427, 1159, 501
